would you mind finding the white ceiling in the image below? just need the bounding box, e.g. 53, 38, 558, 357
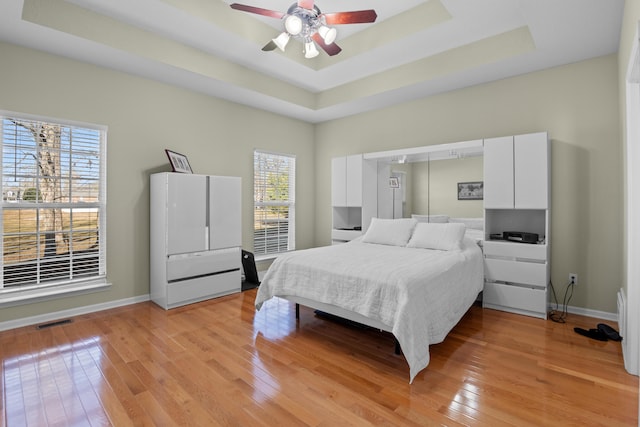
0, 0, 625, 123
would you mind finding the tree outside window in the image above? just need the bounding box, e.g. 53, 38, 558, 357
1, 115, 105, 288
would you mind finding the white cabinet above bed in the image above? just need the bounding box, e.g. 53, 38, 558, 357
484, 132, 549, 210
331, 155, 377, 243
332, 155, 362, 207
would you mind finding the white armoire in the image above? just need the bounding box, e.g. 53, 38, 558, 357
150, 173, 242, 309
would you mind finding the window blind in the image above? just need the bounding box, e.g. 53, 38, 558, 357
0, 113, 107, 290
253, 150, 295, 256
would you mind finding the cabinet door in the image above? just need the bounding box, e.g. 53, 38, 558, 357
514, 132, 548, 209
483, 136, 514, 208
361, 159, 378, 231
346, 154, 362, 207
331, 157, 347, 207
167, 174, 207, 255
209, 176, 241, 250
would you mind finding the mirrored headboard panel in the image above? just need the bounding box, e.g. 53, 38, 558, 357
364, 140, 484, 221
411, 156, 483, 218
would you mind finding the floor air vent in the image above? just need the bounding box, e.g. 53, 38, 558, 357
36, 319, 72, 330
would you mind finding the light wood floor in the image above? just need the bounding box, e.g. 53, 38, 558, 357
0, 288, 637, 426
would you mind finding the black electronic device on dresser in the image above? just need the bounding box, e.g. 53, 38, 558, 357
489, 231, 540, 243
502, 231, 539, 244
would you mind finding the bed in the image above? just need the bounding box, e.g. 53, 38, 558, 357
255, 218, 484, 383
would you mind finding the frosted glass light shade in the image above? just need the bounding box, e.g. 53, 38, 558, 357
318, 26, 337, 45
284, 15, 303, 35
304, 41, 319, 58
272, 32, 291, 51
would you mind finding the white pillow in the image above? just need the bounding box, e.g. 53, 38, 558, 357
449, 217, 484, 230
406, 222, 466, 251
362, 218, 418, 246
411, 214, 449, 223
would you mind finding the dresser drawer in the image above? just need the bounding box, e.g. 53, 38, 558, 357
167, 247, 240, 282
483, 281, 547, 318
331, 229, 362, 242
483, 240, 547, 260
484, 258, 547, 287
166, 270, 240, 308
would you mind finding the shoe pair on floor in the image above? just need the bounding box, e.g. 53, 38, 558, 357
574, 323, 622, 341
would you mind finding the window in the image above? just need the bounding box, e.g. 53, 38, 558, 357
253, 150, 295, 257
0, 112, 107, 304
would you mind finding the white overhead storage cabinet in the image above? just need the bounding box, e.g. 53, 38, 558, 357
331, 155, 364, 243
331, 154, 363, 207
150, 173, 242, 309
483, 132, 549, 209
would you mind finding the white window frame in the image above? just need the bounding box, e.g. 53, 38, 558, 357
253, 150, 295, 259
0, 111, 109, 307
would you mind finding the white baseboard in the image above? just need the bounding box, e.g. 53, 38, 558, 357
0, 293, 618, 333
0, 294, 150, 332
561, 304, 618, 322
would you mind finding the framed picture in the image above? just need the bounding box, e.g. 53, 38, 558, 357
389, 176, 400, 188
165, 149, 193, 174
457, 181, 483, 200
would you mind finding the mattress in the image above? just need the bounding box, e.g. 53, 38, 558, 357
255, 237, 484, 383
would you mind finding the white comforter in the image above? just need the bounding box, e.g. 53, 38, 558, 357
255, 237, 484, 383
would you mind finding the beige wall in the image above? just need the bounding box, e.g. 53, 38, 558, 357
0, 42, 315, 323
0, 40, 625, 320
316, 54, 622, 314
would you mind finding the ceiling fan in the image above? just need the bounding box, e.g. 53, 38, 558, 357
230, 1, 377, 58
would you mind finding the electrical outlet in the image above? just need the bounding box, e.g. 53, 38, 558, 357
569, 273, 578, 286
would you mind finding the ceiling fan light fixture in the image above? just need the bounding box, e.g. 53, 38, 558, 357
304, 41, 319, 58
230, 2, 377, 58
284, 15, 303, 35
318, 26, 337, 45
272, 32, 291, 52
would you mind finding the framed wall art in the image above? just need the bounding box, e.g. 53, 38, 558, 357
457, 181, 483, 200
165, 149, 193, 174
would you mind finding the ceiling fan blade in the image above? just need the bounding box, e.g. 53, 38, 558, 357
230, 3, 285, 19
323, 10, 377, 25
262, 40, 277, 51
297, 0, 314, 10
312, 33, 342, 56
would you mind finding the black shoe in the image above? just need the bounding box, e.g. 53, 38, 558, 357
574, 327, 609, 341
597, 323, 622, 341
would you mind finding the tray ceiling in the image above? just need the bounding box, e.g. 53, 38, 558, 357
0, 0, 625, 123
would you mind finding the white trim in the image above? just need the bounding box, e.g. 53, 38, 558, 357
562, 304, 618, 322
0, 279, 111, 308
254, 148, 297, 159
0, 288, 620, 334
624, 23, 640, 377
363, 139, 484, 162
0, 109, 108, 132
0, 111, 108, 294
255, 253, 278, 263
0, 293, 150, 332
